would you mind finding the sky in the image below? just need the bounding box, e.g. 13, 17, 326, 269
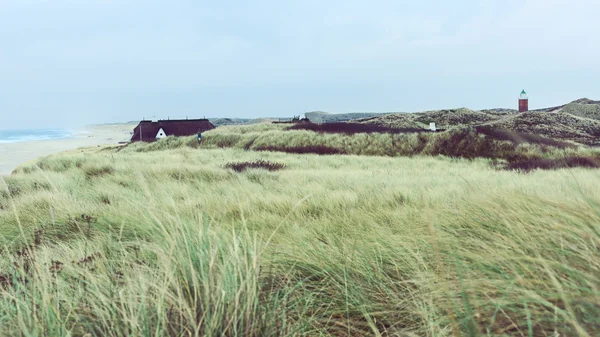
1, 0, 599, 129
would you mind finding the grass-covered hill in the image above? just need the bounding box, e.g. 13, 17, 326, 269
354, 98, 600, 146
203, 98, 600, 146
352, 113, 425, 128
484, 111, 600, 146
1, 124, 599, 336
157, 122, 597, 163
559, 98, 600, 120
412, 108, 501, 126
357, 108, 503, 129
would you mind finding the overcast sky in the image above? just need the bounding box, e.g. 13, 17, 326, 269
1, 0, 599, 129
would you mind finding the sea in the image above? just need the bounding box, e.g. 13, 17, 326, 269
0, 129, 77, 144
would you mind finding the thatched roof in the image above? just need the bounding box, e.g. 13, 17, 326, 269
131, 119, 215, 142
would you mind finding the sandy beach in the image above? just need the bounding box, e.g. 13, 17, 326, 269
0, 124, 134, 176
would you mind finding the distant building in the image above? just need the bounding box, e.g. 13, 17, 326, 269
131, 119, 215, 142
519, 90, 529, 112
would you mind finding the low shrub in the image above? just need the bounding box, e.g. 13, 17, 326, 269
82, 164, 115, 179
254, 145, 346, 155
506, 156, 600, 171
475, 126, 576, 149
429, 129, 516, 159
287, 122, 426, 134
224, 160, 286, 172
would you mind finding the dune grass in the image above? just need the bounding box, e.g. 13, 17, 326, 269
126, 124, 600, 168
1, 141, 599, 336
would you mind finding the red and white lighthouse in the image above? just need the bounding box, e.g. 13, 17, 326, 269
518, 90, 529, 112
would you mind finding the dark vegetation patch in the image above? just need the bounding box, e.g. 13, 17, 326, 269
505, 156, 600, 172
429, 129, 517, 159
83, 165, 115, 179
487, 111, 600, 145
100, 195, 111, 205
435, 129, 599, 171
255, 145, 346, 155
224, 160, 286, 173
75, 252, 102, 265
115, 179, 133, 188
287, 122, 427, 134
284, 123, 579, 157
242, 137, 257, 150
32, 181, 51, 191
475, 126, 576, 149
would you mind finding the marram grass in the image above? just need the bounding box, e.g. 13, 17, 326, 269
0, 140, 599, 336
126, 123, 600, 163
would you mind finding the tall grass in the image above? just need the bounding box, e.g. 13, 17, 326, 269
1, 141, 599, 335
137, 124, 600, 164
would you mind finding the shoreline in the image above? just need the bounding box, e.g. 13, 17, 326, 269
0, 124, 134, 176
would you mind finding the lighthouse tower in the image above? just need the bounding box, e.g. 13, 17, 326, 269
518, 90, 529, 112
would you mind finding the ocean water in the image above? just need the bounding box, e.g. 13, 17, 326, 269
0, 129, 75, 144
